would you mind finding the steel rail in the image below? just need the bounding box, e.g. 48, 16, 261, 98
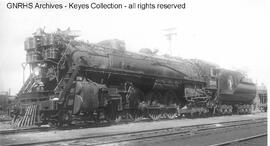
83, 119, 267, 146
209, 133, 267, 146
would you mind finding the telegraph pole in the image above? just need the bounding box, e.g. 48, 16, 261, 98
164, 27, 177, 56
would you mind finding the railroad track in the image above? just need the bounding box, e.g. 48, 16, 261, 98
209, 133, 267, 146
4, 117, 266, 146
0, 115, 265, 135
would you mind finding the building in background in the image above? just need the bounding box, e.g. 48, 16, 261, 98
253, 84, 267, 112
0, 91, 16, 115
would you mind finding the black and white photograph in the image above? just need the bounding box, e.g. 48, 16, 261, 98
0, 0, 269, 145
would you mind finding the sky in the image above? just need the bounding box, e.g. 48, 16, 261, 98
0, 0, 269, 95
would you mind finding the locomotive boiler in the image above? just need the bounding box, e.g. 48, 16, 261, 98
12, 28, 257, 127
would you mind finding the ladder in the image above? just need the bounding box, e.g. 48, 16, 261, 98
58, 66, 80, 108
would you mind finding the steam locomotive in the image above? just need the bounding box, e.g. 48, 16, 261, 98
12, 28, 257, 127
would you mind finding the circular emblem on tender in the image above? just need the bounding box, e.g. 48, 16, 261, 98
228, 75, 233, 90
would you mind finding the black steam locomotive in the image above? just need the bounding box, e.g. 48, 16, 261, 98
12, 28, 257, 127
